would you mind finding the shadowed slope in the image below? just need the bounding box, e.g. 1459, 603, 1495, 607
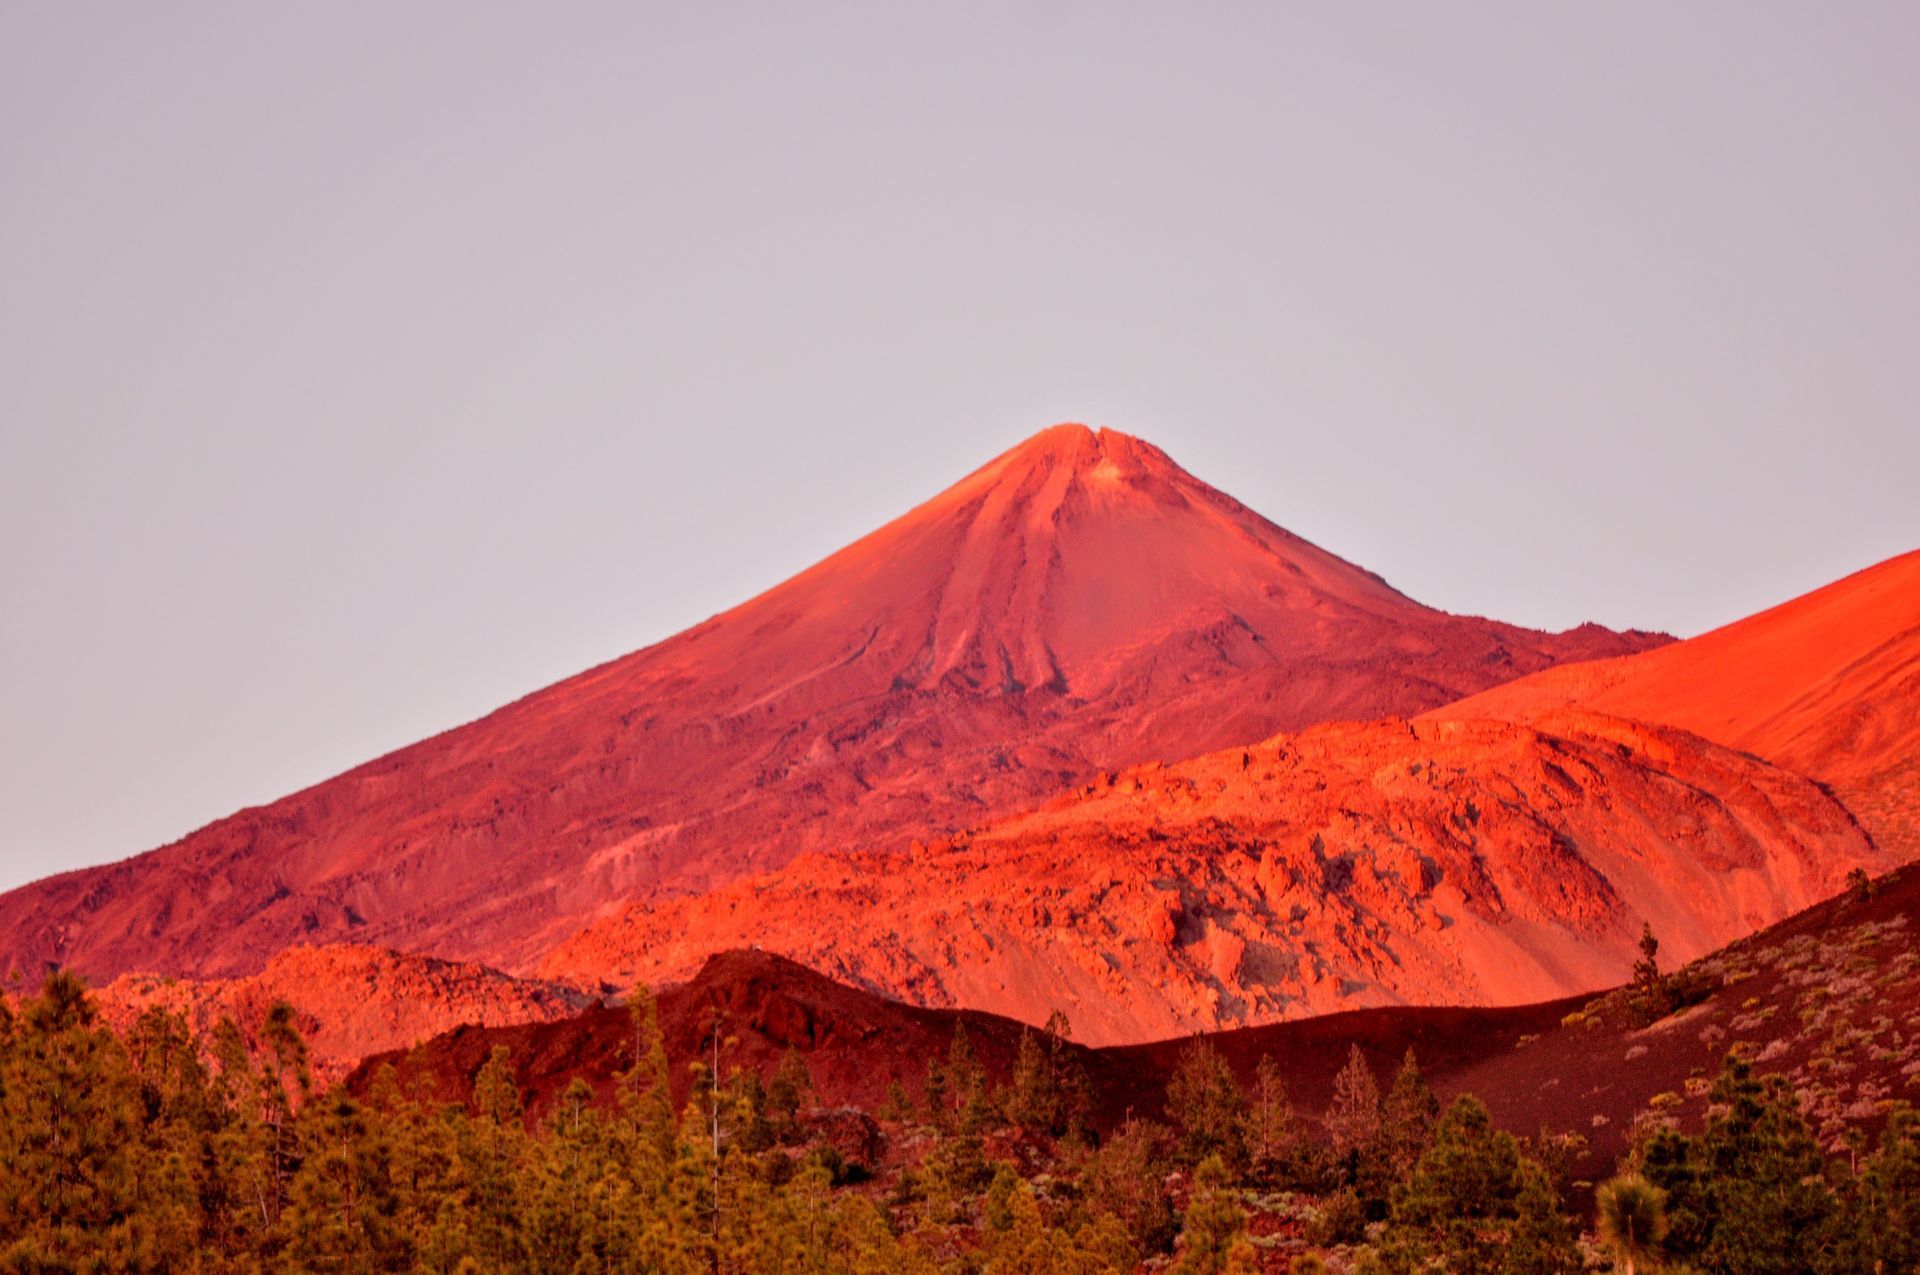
0, 426, 1660, 983
346, 944, 1576, 1130
348, 949, 1050, 1121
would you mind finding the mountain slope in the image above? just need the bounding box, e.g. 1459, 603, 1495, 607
0, 425, 1661, 983
1437, 549, 1920, 856
541, 710, 1888, 1044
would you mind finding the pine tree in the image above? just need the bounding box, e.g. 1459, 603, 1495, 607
0, 972, 144, 1269
942, 1022, 993, 1135
984, 1161, 1021, 1233
472, 1043, 521, 1127
618, 982, 676, 1165
1173, 1154, 1253, 1274
1695, 1053, 1836, 1275
123, 1003, 225, 1266
1501, 1160, 1577, 1275
682, 1008, 741, 1268
1304, 1186, 1366, 1247
530, 1073, 666, 1273
833, 1192, 933, 1274
1377, 1048, 1439, 1178
373, 1064, 467, 1274
261, 1001, 312, 1099
1388, 1095, 1523, 1271
1324, 1045, 1382, 1168
921, 1054, 950, 1131
1846, 866, 1876, 902
1629, 923, 1672, 1024
1857, 1104, 1920, 1272
1084, 1118, 1178, 1256
231, 999, 311, 1250
977, 1171, 1130, 1275
1007, 1028, 1059, 1134
879, 1079, 915, 1123
1248, 1055, 1298, 1183
461, 1045, 527, 1270
1041, 1009, 1092, 1140
736, 1068, 776, 1153
1165, 1036, 1247, 1171
281, 1092, 409, 1273
767, 1047, 814, 1144
923, 1117, 991, 1206
208, 1014, 284, 1251
1629, 1051, 1846, 1275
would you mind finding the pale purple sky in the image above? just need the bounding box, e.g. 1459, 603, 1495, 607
4, 3, 1917, 892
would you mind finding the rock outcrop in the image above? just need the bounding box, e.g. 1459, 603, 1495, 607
540, 712, 1887, 1044
94, 943, 589, 1083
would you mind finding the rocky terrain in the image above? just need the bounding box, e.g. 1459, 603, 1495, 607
93, 943, 589, 1083
541, 710, 1889, 1043
0, 426, 1661, 985
363, 861, 1920, 1192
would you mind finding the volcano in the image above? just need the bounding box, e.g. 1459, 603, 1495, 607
0, 425, 1663, 983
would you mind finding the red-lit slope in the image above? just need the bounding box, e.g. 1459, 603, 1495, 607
541, 711, 1889, 1045
0, 425, 1662, 983
95, 944, 589, 1085
1437, 550, 1920, 857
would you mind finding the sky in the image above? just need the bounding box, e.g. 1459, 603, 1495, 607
3, 3, 1917, 893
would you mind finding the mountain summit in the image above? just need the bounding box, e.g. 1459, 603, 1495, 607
742, 422, 1466, 706
0, 426, 1665, 982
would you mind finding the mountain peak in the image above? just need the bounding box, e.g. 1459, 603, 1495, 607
1024, 421, 1101, 448
0, 425, 1669, 982
921, 425, 1191, 528
987, 423, 1176, 484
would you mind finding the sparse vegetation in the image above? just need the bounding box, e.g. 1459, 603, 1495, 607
7, 883, 1920, 1275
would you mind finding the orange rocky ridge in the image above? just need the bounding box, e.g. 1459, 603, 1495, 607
540, 708, 1889, 1046
92, 944, 588, 1084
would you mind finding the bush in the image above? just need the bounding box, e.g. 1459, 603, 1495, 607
1306, 1186, 1367, 1246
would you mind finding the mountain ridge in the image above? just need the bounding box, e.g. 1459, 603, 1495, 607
1435, 548, 1920, 858
539, 708, 1886, 1043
